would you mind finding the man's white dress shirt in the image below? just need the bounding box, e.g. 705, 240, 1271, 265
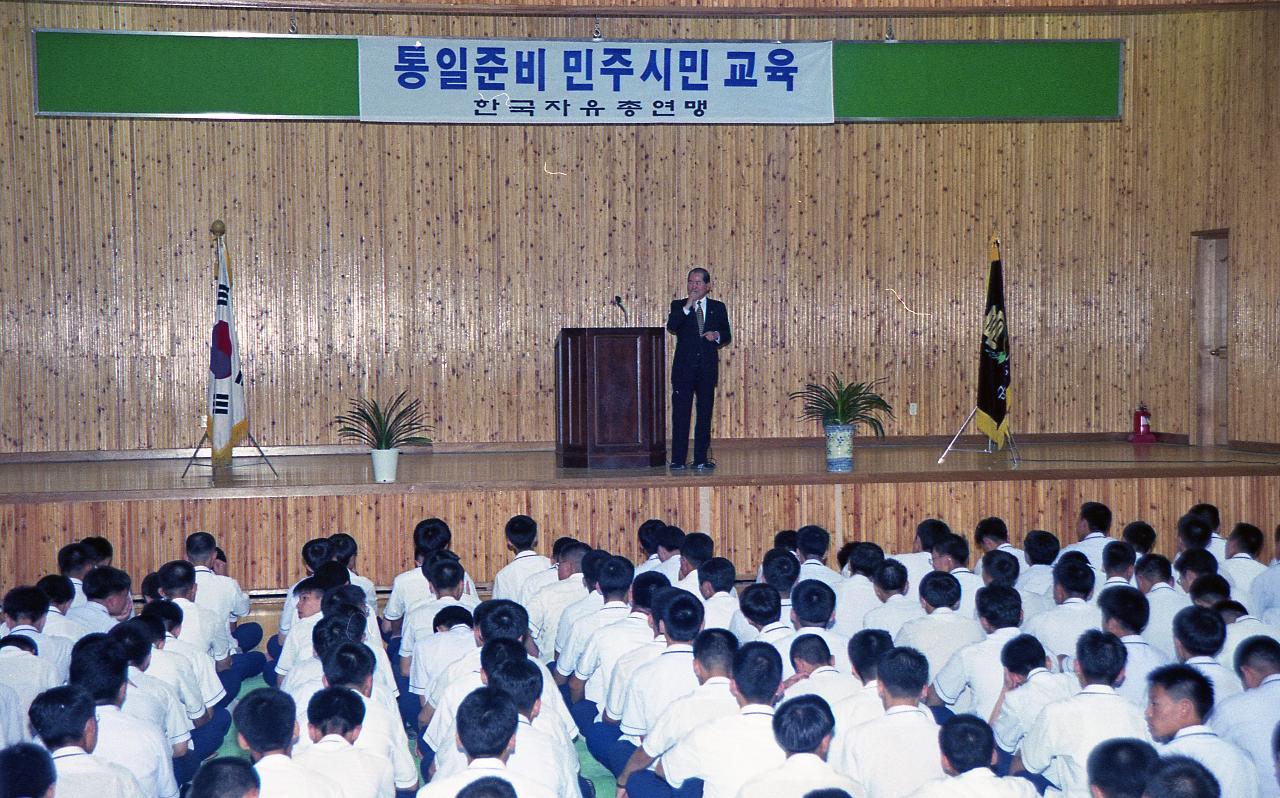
642, 676, 739, 758
491, 550, 552, 601
833, 704, 944, 798
661, 704, 786, 798
894, 608, 984, 681
934, 626, 1022, 720
93, 704, 179, 798
619, 644, 699, 738
1142, 582, 1191, 657
991, 669, 1078, 754
1022, 598, 1102, 669
254, 753, 341, 798
736, 753, 863, 798
863, 593, 925, 638
909, 767, 1038, 798
1018, 684, 1150, 798
416, 757, 556, 798
49, 746, 145, 798
1159, 724, 1260, 798
292, 734, 396, 798
1209, 672, 1280, 798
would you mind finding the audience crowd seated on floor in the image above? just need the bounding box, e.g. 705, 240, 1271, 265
3, 505, 1280, 798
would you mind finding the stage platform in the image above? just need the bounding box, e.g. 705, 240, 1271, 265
3, 439, 1278, 593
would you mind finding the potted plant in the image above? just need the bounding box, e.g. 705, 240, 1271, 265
789, 375, 894, 472
333, 389, 433, 483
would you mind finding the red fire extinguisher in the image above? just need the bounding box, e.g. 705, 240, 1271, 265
1129, 403, 1157, 443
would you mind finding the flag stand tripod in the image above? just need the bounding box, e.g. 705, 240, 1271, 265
937, 407, 1020, 465
181, 432, 278, 477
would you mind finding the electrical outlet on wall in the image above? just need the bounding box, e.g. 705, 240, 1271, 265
908, 402, 919, 416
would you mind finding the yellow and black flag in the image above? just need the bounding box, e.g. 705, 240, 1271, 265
975, 237, 1011, 449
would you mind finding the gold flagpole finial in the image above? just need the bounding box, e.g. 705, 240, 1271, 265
210, 219, 226, 238
989, 235, 1001, 262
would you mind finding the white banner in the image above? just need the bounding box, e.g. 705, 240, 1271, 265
358, 38, 833, 124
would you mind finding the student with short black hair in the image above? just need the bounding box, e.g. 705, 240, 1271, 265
653, 525, 686, 583
833, 542, 885, 637
773, 580, 851, 678
491, 515, 552, 601
0, 633, 59, 725
1177, 513, 1215, 554
66, 566, 132, 634
697, 557, 738, 631
1020, 630, 1150, 798
1172, 605, 1243, 699
730, 550, 801, 641
990, 635, 1076, 758
1062, 501, 1114, 572
1137, 553, 1194, 658
616, 592, 704, 753
737, 694, 862, 798
553, 549, 612, 669
234, 688, 339, 798
932, 585, 1024, 722
28, 685, 145, 798
1210, 635, 1280, 797
1023, 558, 1103, 669
1143, 756, 1222, 798
1100, 540, 1138, 591
782, 634, 862, 708
1086, 738, 1160, 798
34, 574, 90, 643
1098, 584, 1172, 710
930, 533, 984, 617
1188, 575, 1231, 608
0, 741, 57, 798
633, 519, 668, 577
1175, 549, 1221, 595
399, 556, 481, 680
190, 758, 259, 798
408, 605, 478, 727
107, 621, 196, 775
973, 516, 1028, 580
1221, 522, 1267, 597
1018, 530, 1061, 597
293, 686, 395, 798
913, 715, 1038, 797
1145, 664, 1258, 796
830, 629, 895, 731
674, 532, 715, 597
797, 525, 845, 588
525, 542, 592, 663
831, 646, 943, 796
3, 586, 73, 681
57, 543, 97, 609
900, 520, 952, 603
185, 532, 258, 655
864, 559, 925, 637
897, 571, 984, 681
558, 555, 637, 692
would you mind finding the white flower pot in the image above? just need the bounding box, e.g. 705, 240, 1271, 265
824, 424, 854, 472
371, 448, 400, 483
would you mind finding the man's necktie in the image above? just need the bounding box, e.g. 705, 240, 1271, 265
696, 302, 705, 335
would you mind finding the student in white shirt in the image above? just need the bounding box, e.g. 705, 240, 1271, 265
188, 758, 260, 798
329, 533, 378, 617
981, 549, 1050, 621
0, 637, 60, 726
3, 586, 73, 681
896, 572, 984, 681
274, 538, 335, 657
185, 532, 258, 654
652, 525, 686, 584
796, 525, 845, 589
863, 559, 925, 637
932, 585, 1024, 721
1210, 635, 1280, 798
895, 520, 951, 603
70, 635, 179, 798
631, 642, 786, 798
696, 558, 738, 631
1017, 531, 1061, 598
28, 685, 146, 798
321, 643, 420, 794
129, 614, 228, 752
1023, 559, 1103, 670
490, 515, 552, 601
409, 606, 478, 726
774, 581, 851, 679
1147, 664, 1260, 797
633, 519, 668, 576
35, 574, 91, 643
57, 542, 97, 610
517, 536, 580, 608
418, 687, 556, 798
1097, 541, 1139, 598
730, 550, 799, 642
1188, 575, 1232, 609
1185, 503, 1228, 561
233, 688, 341, 798
399, 558, 482, 679
1097, 585, 1170, 709
1121, 521, 1157, 559
738, 694, 863, 798
1018, 630, 1151, 798
1085, 738, 1160, 798
107, 621, 196, 781
910, 715, 1038, 797
929, 533, 984, 619
1172, 605, 1243, 699
833, 542, 886, 637
828, 629, 894, 737
0, 683, 25, 746
552, 552, 611, 671
1136, 554, 1192, 657
1175, 550, 1223, 597
0, 742, 57, 798
67, 566, 133, 634
295, 687, 396, 798
1059, 501, 1114, 573
990, 635, 1077, 758
673, 533, 715, 599
832, 646, 944, 798
782, 634, 861, 707
558, 556, 635, 699
1223, 522, 1269, 598
383, 520, 480, 639
972, 517, 1028, 581
616, 592, 704, 760
524, 542, 591, 661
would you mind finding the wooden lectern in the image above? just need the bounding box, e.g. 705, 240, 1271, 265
555, 327, 666, 469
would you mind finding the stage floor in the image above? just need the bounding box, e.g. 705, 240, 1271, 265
4, 440, 1280, 503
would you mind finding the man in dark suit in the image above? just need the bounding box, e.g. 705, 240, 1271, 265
667, 268, 732, 470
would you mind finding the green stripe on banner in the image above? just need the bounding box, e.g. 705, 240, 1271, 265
832, 40, 1123, 121
34, 31, 360, 118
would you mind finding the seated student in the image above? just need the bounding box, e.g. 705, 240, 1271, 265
1209, 636, 1280, 798
0, 682, 23, 746
329, 533, 377, 615
106, 622, 196, 782
932, 585, 1024, 721
990, 635, 1078, 760
1097, 585, 1170, 709
1215, 600, 1280, 673
616, 629, 739, 789
456, 777, 517, 798
653, 525, 686, 584
0, 635, 59, 721
320, 643, 419, 796
3, 586, 73, 680
57, 542, 96, 610
1177, 513, 1215, 557
0, 741, 56, 798
80, 536, 114, 568
184, 532, 258, 654
674, 533, 716, 599
783, 635, 861, 707
1188, 575, 1232, 609
67, 566, 132, 633
774, 580, 852, 678
1060, 502, 1115, 574
1023, 559, 1103, 670
298, 585, 396, 700
1187, 503, 1228, 561
696, 557, 738, 631
518, 536, 581, 608
28, 685, 145, 798
35, 574, 91, 642
1175, 549, 1223, 595
628, 642, 786, 798
419, 687, 556, 798
863, 559, 925, 637
1098, 541, 1138, 595
190, 758, 260, 798
981, 549, 1050, 621
293, 687, 395, 798
1142, 756, 1222, 798
1085, 738, 1160, 798
896, 572, 984, 681
731, 550, 800, 641
1018, 630, 1151, 798
130, 613, 219, 734
399, 556, 481, 678
69, 635, 179, 798
1222, 522, 1268, 597
408, 606, 477, 725
796, 525, 845, 589
490, 515, 551, 602
831, 646, 943, 798
525, 541, 591, 662
273, 573, 345, 687
1017, 530, 1060, 598
558, 556, 635, 695
276, 538, 334, 649
633, 519, 669, 577
829, 629, 894, 733
897, 520, 951, 603
233, 688, 339, 798
929, 533, 983, 618
1172, 606, 1243, 699
141, 601, 229, 713
973, 517, 1028, 579
910, 715, 1038, 797
384, 520, 481, 636
1137, 554, 1192, 658
1145, 664, 1259, 797
1122, 522, 1157, 558
572, 572, 670, 731
833, 543, 885, 637
553, 550, 612, 672
434, 659, 582, 798
738, 694, 863, 798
